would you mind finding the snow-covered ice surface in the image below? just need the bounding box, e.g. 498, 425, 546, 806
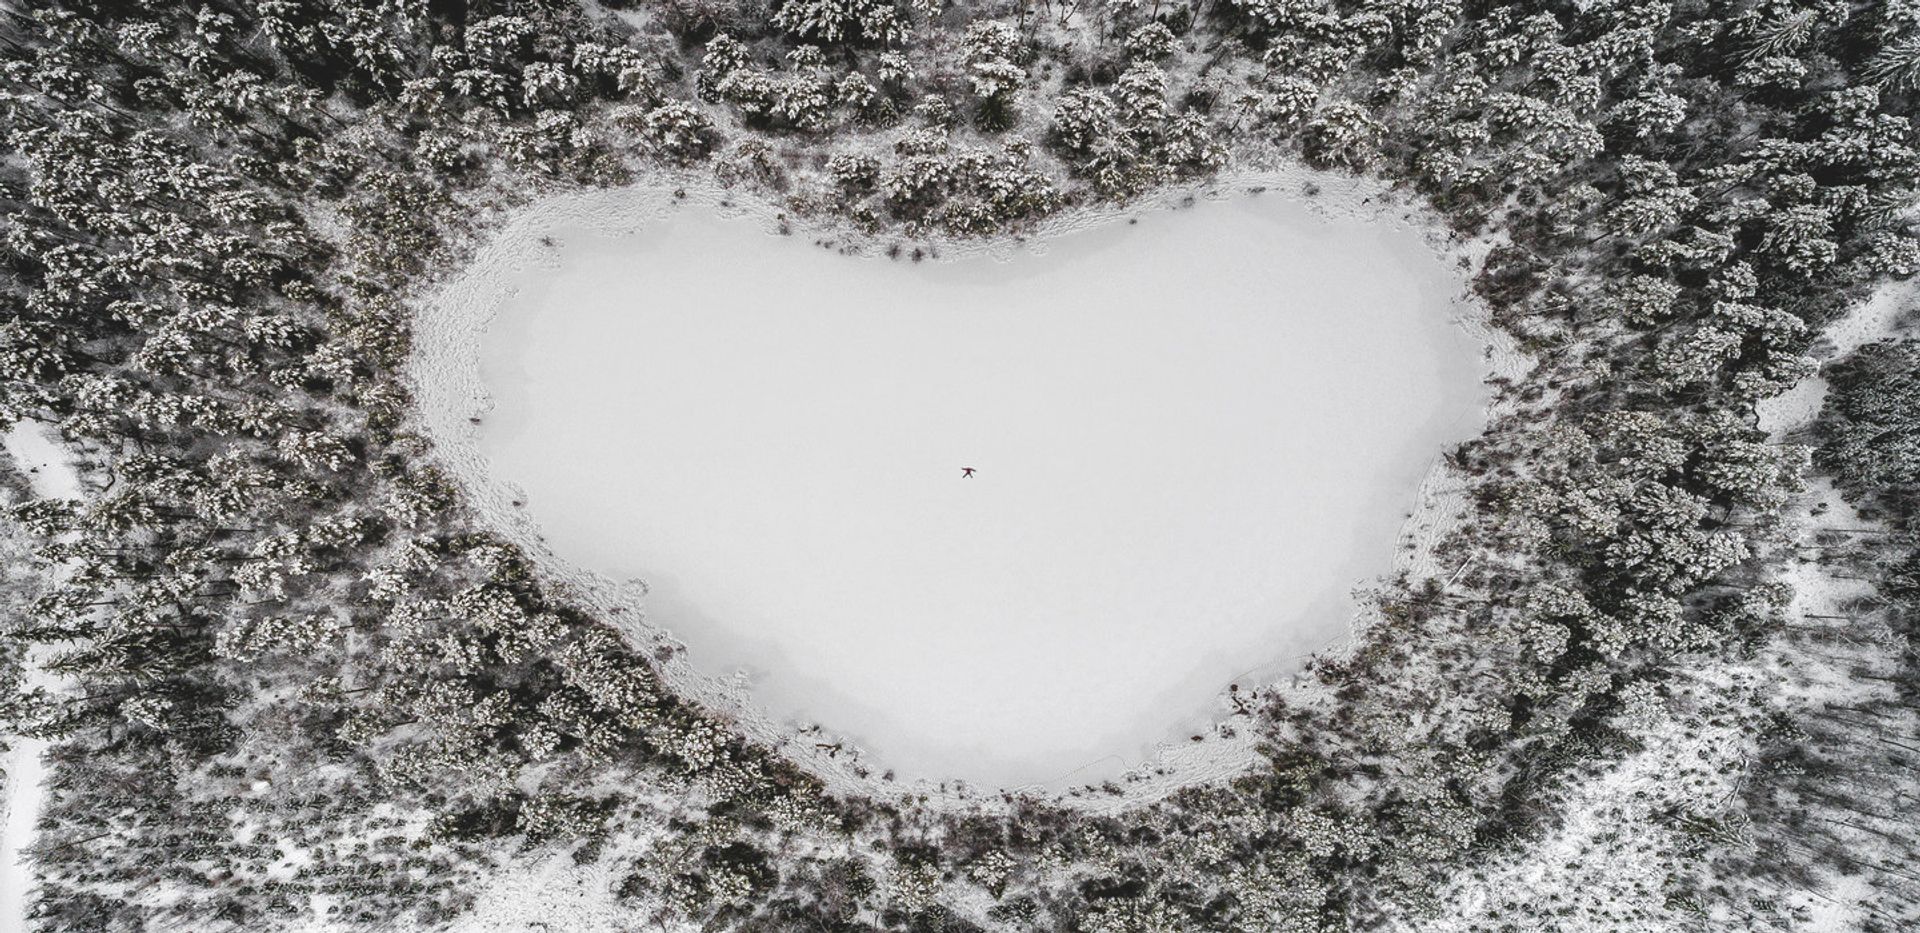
0, 422, 84, 932
413, 169, 1502, 796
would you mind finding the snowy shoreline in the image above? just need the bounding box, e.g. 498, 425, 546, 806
407, 161, 1534, 811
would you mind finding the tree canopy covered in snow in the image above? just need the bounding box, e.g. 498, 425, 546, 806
0, 0, 1917, 930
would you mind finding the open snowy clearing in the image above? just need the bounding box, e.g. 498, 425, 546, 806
0, 422, 84, 931
423, 185, 1487, 789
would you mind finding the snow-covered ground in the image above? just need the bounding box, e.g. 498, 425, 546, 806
0, 422, 84, 932
0, 710, 43, 933
1398, 280, 1919, 933
1756, 283, 1915, 434
418, 181, 1487, 789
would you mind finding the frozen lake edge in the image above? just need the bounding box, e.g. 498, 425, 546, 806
409, 167, 1528, 804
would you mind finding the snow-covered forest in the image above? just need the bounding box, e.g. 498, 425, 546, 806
0, 0, 1917, 930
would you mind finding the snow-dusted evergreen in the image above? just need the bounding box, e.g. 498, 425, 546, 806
0, 0, 1917, 930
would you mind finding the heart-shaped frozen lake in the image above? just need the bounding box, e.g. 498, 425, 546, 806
453, 189, 1485, 789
